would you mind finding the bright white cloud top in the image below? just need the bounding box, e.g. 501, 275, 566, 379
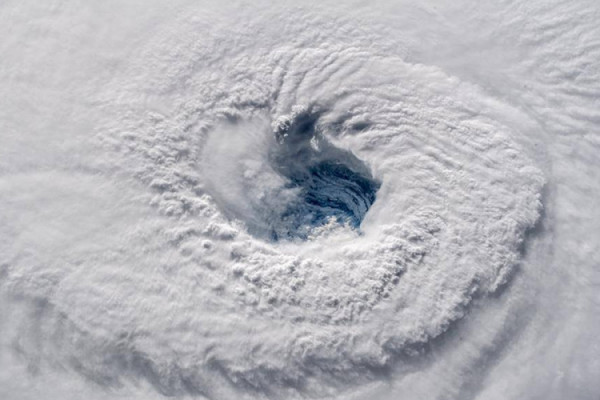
1, 1, 599, 400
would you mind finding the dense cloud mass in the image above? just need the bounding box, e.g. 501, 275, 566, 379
1, 1, 599, 399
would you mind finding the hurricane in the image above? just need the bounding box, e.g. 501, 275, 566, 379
1, 1, 599, 400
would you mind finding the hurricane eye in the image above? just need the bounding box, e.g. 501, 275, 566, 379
269, 110, 380, 240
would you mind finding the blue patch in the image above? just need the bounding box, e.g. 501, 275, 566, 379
269, 108, 380, 240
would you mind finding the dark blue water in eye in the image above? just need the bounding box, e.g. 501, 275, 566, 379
287, 160, 378, 225
271, 160, 379, 241
268, 108, 380, 241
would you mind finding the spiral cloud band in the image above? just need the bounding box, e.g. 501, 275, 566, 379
1, 1, 599, 400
